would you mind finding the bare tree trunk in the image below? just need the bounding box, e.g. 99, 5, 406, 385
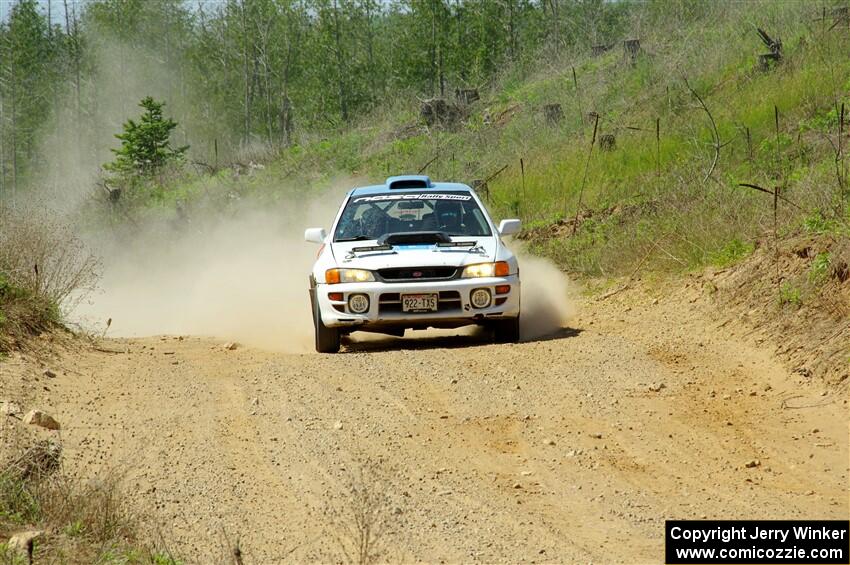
430, 0, 437, 96
280, 4, 299, 146
507, 0, 517, 60
363, 0, 377, 94
331, 0, 348, 121
4, 22, 19, 206
10, 67, 17, 206
163, 2, 174, 110
0, 94, 6, 202
455, 0, 462, 80
240, 0, 251, 144
544, 0, 560, 47
63, 0, 81, 126
47, 0, 59, 196
255, 17, 274, 146
438, 0, 445, 97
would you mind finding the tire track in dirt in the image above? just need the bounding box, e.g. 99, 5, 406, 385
6, 285, 847, 563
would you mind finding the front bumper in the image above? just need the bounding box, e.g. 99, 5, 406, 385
314, 275, 520, 329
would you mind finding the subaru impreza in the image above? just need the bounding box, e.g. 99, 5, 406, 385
304, 175, 521, 352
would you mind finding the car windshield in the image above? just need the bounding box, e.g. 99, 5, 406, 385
334, 191, 492, 241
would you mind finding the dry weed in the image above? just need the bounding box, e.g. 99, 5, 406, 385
320, 459, 404, 565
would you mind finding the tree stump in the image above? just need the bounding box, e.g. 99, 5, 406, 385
623, 39, 641, 64
279, 95, 293, 146
592, 44, 611, 57
599, 133, 616, 151
755, 27, 782, 70
482, 109, 492, 126
420, 98, 461, 126
455, 88, 480, 105
758, 52, 781, 71
543, 103, 564, 126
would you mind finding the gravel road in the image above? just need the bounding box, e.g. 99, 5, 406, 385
10, 284, 848, 563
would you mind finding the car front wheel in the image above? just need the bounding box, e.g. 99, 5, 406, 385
312, 293, 340, 353
493, 316, 520, 344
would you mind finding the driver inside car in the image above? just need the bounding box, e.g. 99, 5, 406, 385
433, 200, 464, 234
421, 200, 464, 233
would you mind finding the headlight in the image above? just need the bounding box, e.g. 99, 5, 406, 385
461, 261, 510, 278
325, 268, 375, 284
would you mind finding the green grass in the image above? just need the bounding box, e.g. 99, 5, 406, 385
64, 519, 87, 538
779, 281, 803, 306
0, 544, 28, 565
809, 252, 832, 284
709, 239, 756, 268
803, 211, 841, 235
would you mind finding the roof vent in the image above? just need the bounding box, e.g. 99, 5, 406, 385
386, 175, 432, 190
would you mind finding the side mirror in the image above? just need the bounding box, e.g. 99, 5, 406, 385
304, 227, 327, 244
498, 219, 521, 236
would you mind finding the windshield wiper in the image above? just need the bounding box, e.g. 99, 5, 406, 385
336, 235, 373, 242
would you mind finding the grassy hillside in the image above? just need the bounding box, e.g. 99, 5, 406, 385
97, 1, 849, 282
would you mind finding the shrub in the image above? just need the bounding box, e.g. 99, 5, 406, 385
0, 427, 176, 564
0, 204, 99, 349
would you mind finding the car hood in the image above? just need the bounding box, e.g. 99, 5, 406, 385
330, 237, 498, 270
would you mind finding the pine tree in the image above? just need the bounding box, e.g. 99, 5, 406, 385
104, 96, 188, 178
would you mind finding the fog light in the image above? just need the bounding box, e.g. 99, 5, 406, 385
470, 288, 491, 309
348, 293, 370, 314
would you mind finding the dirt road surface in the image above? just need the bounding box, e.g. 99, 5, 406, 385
5, 284, 848, 563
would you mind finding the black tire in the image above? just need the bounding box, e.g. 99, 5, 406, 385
493, 316, 521, 344
312, 291, 340, 353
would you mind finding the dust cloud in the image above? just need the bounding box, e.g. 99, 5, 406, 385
74, 193, 575, 351
75, 191, 345, 353
517, 252, 576, 340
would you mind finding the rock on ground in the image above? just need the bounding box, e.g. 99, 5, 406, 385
23, 409, 60, 430
8, 530, 44, 555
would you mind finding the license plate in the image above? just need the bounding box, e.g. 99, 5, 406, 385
401, 293, 438, 312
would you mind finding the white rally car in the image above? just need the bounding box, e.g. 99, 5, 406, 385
304, 175, 521, 353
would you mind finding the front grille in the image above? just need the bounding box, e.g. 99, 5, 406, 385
377, 266, 457, 282
379, 290, 462, 314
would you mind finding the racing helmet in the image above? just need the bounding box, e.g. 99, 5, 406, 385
434, 200, 463, 233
